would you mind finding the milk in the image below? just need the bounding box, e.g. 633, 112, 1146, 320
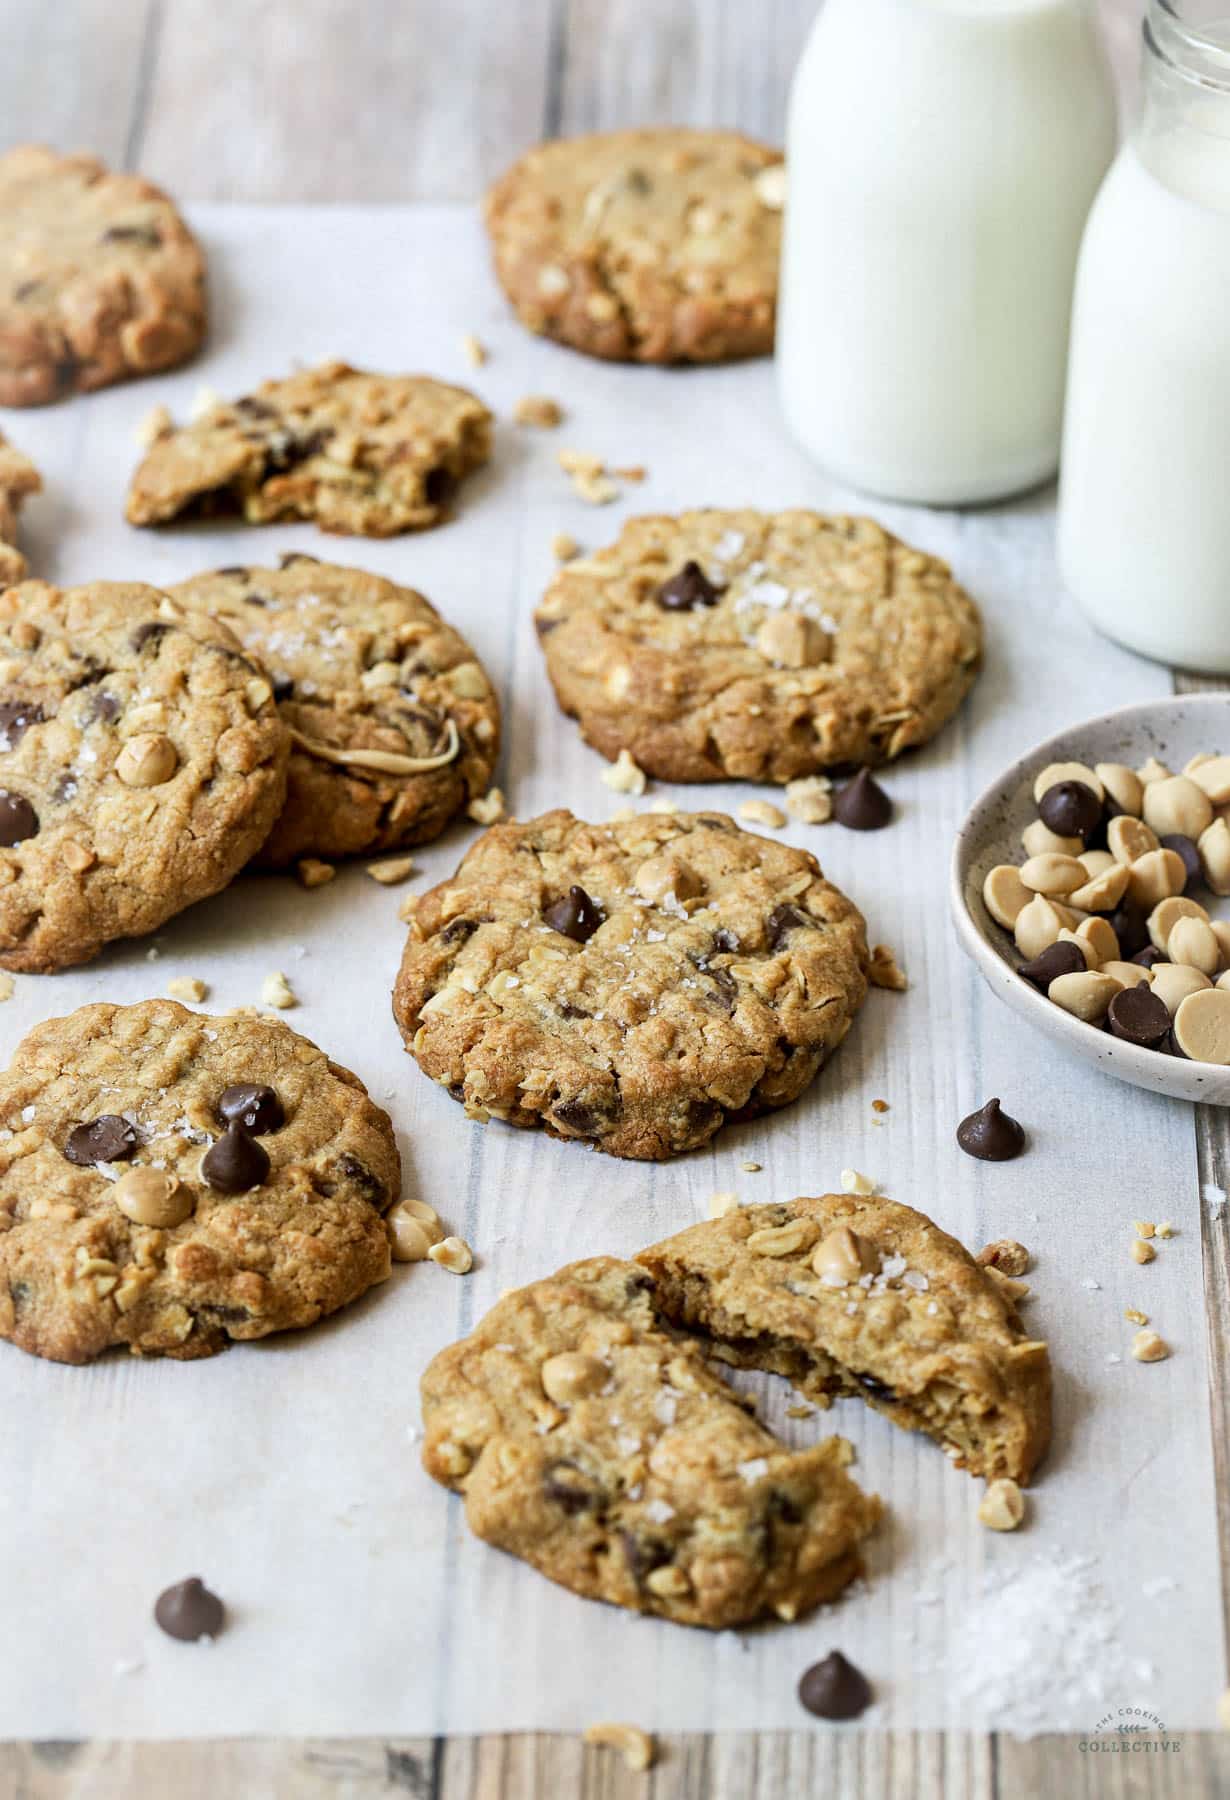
1058, 9, 1230, 671
777, 0, 1116, 506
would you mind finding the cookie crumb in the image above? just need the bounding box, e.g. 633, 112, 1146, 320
573, 469, 619, 505
1125, 1307, 1149, 1326
551, 531, 580, 562
0, 972, 13, 1002
785, 1402, 814, 1419
397, 893, 420, 924
741, 1160, 762, 1173
136, 404, 173, 447
166, 976, 208, 1004
428, 1235, 474, 1275
707, 1191, 739, 1219
977, 1478, 1026, 1532
468, 787, 506, 825
365, 855, 416, 886
738, 799, 786, 829
1130, 1238, 1156, 1265
984, 1267, 1030, 1303
296, 858, 336, 889
514, 394, 563, 429
190, 386, 220, 421
461, 332, 487, 367
840, 1168, 876, 1197
601, 749, 647, 796
869, 943, 908, 991
558, 448, 604, 479
785, 775, 833, 825
582, 1723, 655, 1773
1132, 1329, 1170, 1362
612, 464, 646, 482
260, 972, 297, 1010
755, 164, 787, 211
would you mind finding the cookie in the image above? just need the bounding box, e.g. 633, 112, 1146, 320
0, 434, 40, 585
126, 360, 493, 536
536, 509, 983, 782
420, 1255, 881, 1628
392, 808, 868, 1160
638, 1194, 1052, 1484
486, 129, 783, 365
0, 1000, 399, 1363
169, 556, 500, 864
0, 580, 289, 972
0, 144, 206, 407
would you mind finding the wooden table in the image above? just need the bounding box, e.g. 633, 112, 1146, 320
1, 3, 1226, 1795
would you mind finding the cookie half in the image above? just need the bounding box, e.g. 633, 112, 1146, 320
0, 580, 289, 971
486, 128, 783, 363
0, 434, 40, 585
126, 360, 492, 536
536, 509, 983, 782
638, 1195, 1052, 1484
0, 144, 206, 407
0, 1001, 399, 1363
420, 1255, 881, 1628
393, 808, 868, 1161
169, 556, 500, 864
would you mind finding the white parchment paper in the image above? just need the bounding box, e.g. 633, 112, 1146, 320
0, 207, 1219, 1740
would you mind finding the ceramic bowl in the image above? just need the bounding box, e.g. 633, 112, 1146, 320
951, 692, 1230, 1104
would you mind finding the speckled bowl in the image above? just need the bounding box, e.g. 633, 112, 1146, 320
951, 693, 1230, 1104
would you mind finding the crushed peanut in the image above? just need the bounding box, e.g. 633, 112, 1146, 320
296, 858, 336, 889
514, 394, 564, 429
388, 1199, 445, 1262
365, 855, 416, 886
741, 1160, 762, 1173
612, 465, 646, 482
582, 1723, 656, 1773
977, 1478, 1026, 1532
1130, 1239, 1156, 1265
260, 972, 297, 1010
428, 1235, 474, 1275
551, 531, 580, 562
707, 1191, 739, 1219
0, 972, 14, 1002
868, 943, 908, 991
984, 1266, 1031, 1303
788, 775, 834, 825
786, 1402, 814, 1420
1135, 1220, 1156, 1238
136, 403, 173, 447
166, 976, 208, 1004
460, 332, 487, 367
738, 799, 786, 829
1125, 1307, 1149, 1326
467, 788, 506, 825
601, 749, 647, 796
1132, 1329, 1170, 1362
840, 1168, 877, 1197
976, 1239, 1031, 1277
572, 469, 619, 505
1156, 1221, 1176, 1238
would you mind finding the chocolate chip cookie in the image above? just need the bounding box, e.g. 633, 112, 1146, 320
638, 1194, 1052, 1483
169, 556, 500, 864
0, 1000, 399, 1363
392, 808, 868, 1160
486, 129, 783, 364
0, 434, 40, 585
420, 1255, 881, 1628
126, 361, 492, 536
536, 509, 983, 782
0, 580, 289, 972
0, 144, 206, 407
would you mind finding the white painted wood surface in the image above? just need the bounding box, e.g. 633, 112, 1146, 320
1, 3, 1228, 1796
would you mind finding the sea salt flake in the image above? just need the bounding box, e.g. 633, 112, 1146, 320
644, 1498, 675, 1524
737, 1458, 769, 1483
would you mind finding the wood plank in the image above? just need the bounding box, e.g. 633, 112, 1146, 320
0, 0, 155, 168
135, 0, 556, 199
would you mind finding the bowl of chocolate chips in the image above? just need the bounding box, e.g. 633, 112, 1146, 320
951, 693, 1230, 1103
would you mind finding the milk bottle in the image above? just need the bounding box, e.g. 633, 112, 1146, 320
777, 0, 1116, 506
1059, 1, 1230, 672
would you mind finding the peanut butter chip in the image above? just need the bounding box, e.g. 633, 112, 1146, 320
982, 865, 1032, 929
540, 1351, 607, 1404
387, 1198, 444, 1262
116, 733, 178, 787
634, 852, 702, 904
812, 1224, 880, 1286
1132, 1329, 1170, 1362
112, 1166, 195, 1229
1173, 988, 1230, 1064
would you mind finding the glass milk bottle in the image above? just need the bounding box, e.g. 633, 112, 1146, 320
1058, 1, 1230, 672
777, 0, 1117, 506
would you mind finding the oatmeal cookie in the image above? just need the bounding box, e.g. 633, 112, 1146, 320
169, 556, 500, 864
485, 128, 783, 363
0, 144, 206, 407
392, 808, 868, 1160
536, 509, 983, 782
638, 1194, 1052, 1483
125, 360, 492, 536
420, 1255, 881, 1627
0, 434, 40, 585
0, 579, 289, 971
0, 1000, 398, 1363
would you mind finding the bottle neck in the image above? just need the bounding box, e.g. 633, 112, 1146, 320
1137, 1, 1230, 203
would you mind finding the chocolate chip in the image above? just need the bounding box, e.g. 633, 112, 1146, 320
278, 550, 318, 567
620, 1530, 671, 1583
81, 690, 118, 725
423, 466, 458, 509
1038, 779, 1102, 840
153, 1577, 225, 1642
544, 885, 604, 942
0, 701, 43, 746
236, 397, 278, 421
1108, 900, 1150, 959
1160, 833, 1202, 891
1108, 984, 1172, 1048
711, 927, 740, 955
551, 1098, 605, 1137
798, 1651, 873, 1721
1133, 946, 1166, 969
440, 917, 478, 946
656, 560, 724, 612
543, 1461, 602, 1514
272, 675, 294, 701
216, 1083, 284, 1134
854, 1371, 896, 1400
102, 223, 161, 247
0, 791, 37, 846
201, 1121, 270, 1193
956, 1097, 1026, 1162
64, 1114, 137, 1166
1017, 940, 1086, 989
832, 767, 893, 831
131, 620, 170, 651
766, 903, 814, 950
334, 1152, 385, 1207
215, 566, 250, 578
